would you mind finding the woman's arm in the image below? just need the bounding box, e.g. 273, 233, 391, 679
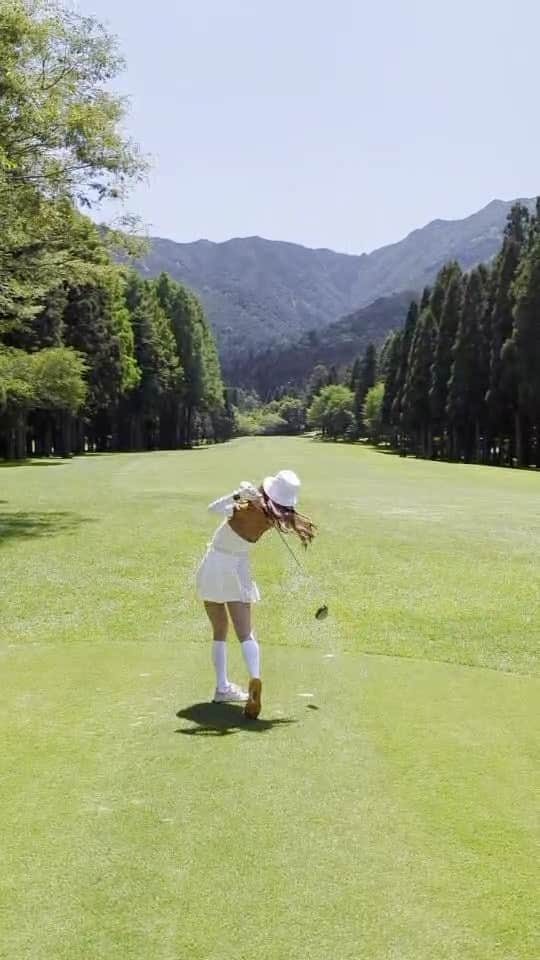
207, 492, 237, 516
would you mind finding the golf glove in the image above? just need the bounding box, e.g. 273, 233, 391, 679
237, 481, 260, 501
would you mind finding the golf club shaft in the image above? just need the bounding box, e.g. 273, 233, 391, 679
274, 524, 328, 619
275, 527, 325, 593
275, 525, 306, 571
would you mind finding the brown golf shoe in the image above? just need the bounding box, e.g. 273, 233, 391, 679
244, 678, 262, 719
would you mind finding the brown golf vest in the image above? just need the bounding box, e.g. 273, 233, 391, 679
228, 500, 274, 543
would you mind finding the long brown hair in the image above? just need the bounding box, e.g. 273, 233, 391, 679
260, 488, 316, 548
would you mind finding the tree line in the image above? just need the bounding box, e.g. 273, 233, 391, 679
380, 201, 540, 466
226, 355, 379, 442
300, 201, 540, 469
0, 0, 229, 460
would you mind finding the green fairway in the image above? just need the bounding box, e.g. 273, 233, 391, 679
1, 439, 539, 960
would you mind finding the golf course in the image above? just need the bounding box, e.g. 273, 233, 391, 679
1, 437, 538, 960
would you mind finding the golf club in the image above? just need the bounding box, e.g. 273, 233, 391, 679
274, 526, 329, 621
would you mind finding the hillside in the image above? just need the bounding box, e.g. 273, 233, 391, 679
228, 291, 415, 395
134, 236, 360, 358
134, 198, 534, 362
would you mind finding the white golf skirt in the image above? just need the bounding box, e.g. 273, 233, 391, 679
196, 522, 260, 604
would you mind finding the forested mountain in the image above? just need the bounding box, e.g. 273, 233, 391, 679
135, 199, 534, 361
229, 291, 415, 395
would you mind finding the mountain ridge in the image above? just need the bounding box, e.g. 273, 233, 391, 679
133, 197, 534, 364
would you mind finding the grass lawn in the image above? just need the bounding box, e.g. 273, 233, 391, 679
1, 438, 538, 960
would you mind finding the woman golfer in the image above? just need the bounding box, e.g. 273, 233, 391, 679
196, 469, 315, 719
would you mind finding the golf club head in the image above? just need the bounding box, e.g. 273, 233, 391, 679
315, 604, 328, 621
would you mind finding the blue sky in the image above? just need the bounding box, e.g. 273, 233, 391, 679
80, 0, 540, 253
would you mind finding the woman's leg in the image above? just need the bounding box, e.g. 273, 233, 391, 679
227, 602, 262, 718
204, 602, 229, 692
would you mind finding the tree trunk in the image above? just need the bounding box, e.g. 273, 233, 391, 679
53, 413, 71, 458
46, 419, 54, 457
181, 406, 194, 449
5, 422, 15, 460
14, 412, 27, 460
132, 414, 143, 451
426, 426, 433, 460
449, 426, 459, 462
71, 418, 85, 455
515, 412, 529, 467
516, 413, 531, 468
474, 420, 481, 464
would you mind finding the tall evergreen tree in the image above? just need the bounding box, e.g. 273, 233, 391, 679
353, 343, 377, 437
349, 357, 362, 392
62, 271, 139, 450
402, 307, 436, 456
377, 331, 398, 382
447, 268, 488, 461
306, 364, 330, 404
509, 233, 540, 465
119, 273, 179, 450
430, 271, 463, 454
380, 331, 402, 438
420, 286, 432, 312
430, 262, 461, 330
156, 273, 224, 447
486, 204, 530, 459
391, 300, 418, 436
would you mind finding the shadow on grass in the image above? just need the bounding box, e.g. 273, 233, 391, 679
176, 701, 298, 737
0, 459, 67, 468
0, 510, 93, 546
370, 447, 411, 457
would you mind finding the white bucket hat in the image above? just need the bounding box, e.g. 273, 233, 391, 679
263, 469, 300, 508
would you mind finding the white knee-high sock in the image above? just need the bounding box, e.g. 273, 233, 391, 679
240, 633, 260, 679
212, 641, 228, 691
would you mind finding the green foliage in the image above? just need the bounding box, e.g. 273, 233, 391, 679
391, 301, 418, 426
0, 0, 145, 332
486, 205, 531, 430
231, 392, 305, 438
0, 344, 85, 419
307, 384, 356, 440
155, 273, 223, 447
430, 270, 463, 427
512, 234, 540, 420
378, 200, 540, 466
381, 330, 402, 430
429, 261, 461, 329
362, 382, 385, 440
275, 397, 306, 434
234, 405, 287, 438
306, 364, 330, 404
0, 1, 226, 459
33, 347, 87, 413
401, 307, 435, 450
0, 0, 145, 204
447, 268, 488, 450
210, 389, 237, 443
0, 347, 35, 412
126, 273, 178, 401
353, 343, 377, 437
62, 276, 131, 422
349, 357, 361, 392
